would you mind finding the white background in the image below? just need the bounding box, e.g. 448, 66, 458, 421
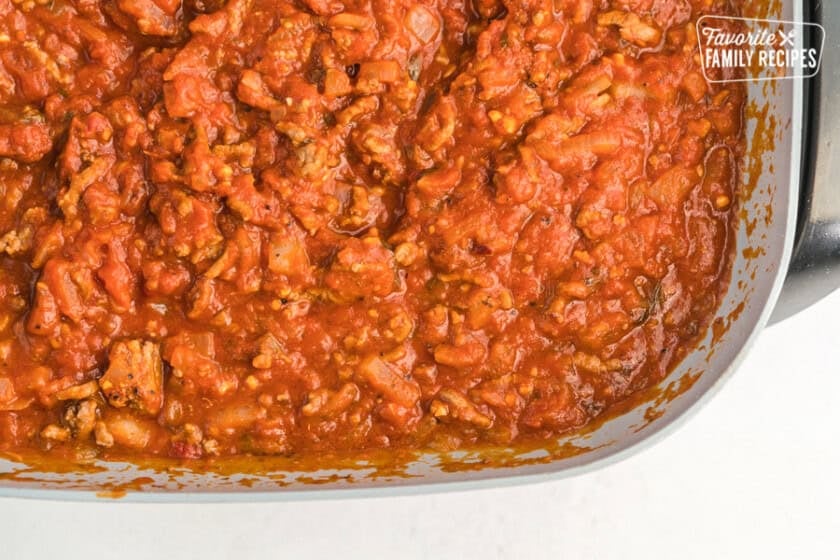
1, 290, 838, 559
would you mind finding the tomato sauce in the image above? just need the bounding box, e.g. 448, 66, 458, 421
0, 0, 744, 462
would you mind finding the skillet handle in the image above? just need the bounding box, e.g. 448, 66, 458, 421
770, 1, 840, 323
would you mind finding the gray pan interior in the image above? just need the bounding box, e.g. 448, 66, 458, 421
0, 2, 803, 500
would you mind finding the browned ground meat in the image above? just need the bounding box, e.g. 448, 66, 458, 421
0, 0, 743, 462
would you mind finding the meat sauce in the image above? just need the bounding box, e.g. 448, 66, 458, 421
0, 0, 744, 462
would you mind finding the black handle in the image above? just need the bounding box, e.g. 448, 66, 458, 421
770, 1, 840, 323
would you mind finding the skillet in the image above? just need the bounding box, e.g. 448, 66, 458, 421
0, 0, 837, 500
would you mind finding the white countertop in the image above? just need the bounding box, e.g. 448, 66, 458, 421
2, 290, 839, 559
